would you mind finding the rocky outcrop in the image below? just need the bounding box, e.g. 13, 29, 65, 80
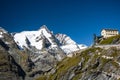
37, 47, 120, 80
0, 39, 26, 80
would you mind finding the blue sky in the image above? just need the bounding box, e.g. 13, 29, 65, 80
0, 0, 120, 46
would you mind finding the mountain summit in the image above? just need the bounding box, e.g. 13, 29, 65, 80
14, 25, 57, 50
0, 25, 87, 80
14, 25, 87, 56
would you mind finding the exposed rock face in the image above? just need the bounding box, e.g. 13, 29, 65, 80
0, 38, 25, 80
37, 47, 120, 80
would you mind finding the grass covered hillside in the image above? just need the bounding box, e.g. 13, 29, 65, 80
36, 47, 120, 80
100, 34, 120, 45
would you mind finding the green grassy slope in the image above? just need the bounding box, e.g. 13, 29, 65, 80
100, 35, 120, 44
36, 47, 120, 80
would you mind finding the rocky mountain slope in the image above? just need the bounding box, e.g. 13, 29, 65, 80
37, 47, 120, 80
0, 25, 87, 80
2, 25, 119, 80
0, 28, 26, 80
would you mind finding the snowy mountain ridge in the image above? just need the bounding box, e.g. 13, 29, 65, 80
0, 25, 87, 80
14, 25, 87, 56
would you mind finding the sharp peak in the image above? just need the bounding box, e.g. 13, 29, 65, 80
40, 25, 48, 30
0, 27, 6, 30
0, 27, 8, 33
39, 25, 52, 33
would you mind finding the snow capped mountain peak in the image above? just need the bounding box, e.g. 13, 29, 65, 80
14, 25, 58, 50
55, 33, 81, 54
55, 33, 76, 45
13, 25, 87, 56
39, 25, 52, 34
40, 25, 48, 30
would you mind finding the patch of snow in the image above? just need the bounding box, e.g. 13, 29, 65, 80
78, 44, 87, 49
0, 32, 3, 35
55, 34, 76, 45
61, 44, 79, 54
56, 33, 85, 54
40, 28, 57, 48
5, 42, 10, 44
14, 31, 43, 49
64, 36, 76, 44
0, 35, 3, 38
0, 32, 3, 38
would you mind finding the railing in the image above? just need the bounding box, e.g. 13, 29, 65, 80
94, 44, 120, 49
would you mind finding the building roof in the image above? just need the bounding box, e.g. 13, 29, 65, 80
102, 29, 118, 31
